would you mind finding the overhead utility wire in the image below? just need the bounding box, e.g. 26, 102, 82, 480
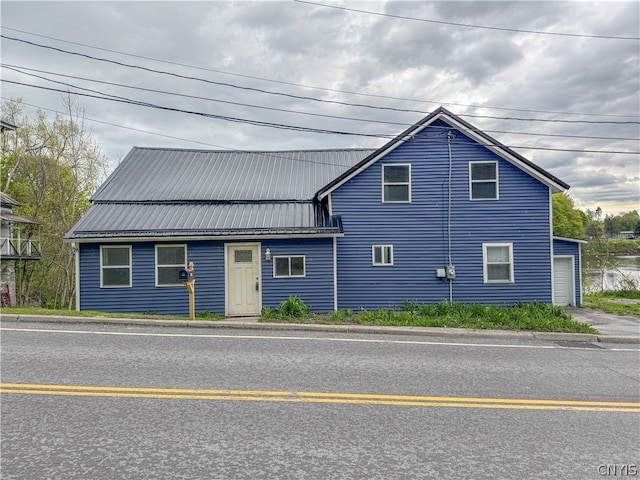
0, 97, 376, 168
6, 64, 639, 143
2, 64, 407, 127
3, 26, 636, 119
0, 34, 423, 115
295, 0, 640, 41
3, 34, 638, 124
4, 79, 638, 156
1, 79, 393, 138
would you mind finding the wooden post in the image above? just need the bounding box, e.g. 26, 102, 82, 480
186, 280, 195, 320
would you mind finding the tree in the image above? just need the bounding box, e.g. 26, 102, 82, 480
612, 211, 640, 234
552, 193, 584, 238
1, 98, 108, 308
584, 207, 604, 239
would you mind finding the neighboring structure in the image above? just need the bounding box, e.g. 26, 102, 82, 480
1, 192, 41, 306
1, 120, 18, 133
616, 231, 635, 240
65, 107, 584, 316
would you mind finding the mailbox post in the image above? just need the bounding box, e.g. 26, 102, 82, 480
178, 261, 195, 320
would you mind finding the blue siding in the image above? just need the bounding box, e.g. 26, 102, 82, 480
79, 241, 225, 316
553, 239, 583, 305
79, 237, 335, 316
332, 119, 554, 309
261, 238, 334, 313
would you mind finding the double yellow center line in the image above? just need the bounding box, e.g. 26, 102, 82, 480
1, 383, 639, 413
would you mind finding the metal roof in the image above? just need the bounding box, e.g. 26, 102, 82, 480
65, 201, 340, 239
93, 148, 375, 202
1, 211, 39, 224
67, 109, 571, 241
0, 120, 17, 133
1, 192, 22, 207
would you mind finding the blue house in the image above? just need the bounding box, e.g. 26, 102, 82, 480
65, 107, 584, 316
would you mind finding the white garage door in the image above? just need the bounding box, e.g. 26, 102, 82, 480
553, 257, 574, 306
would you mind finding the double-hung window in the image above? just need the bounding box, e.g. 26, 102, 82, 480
382, 164, 411, 202
372, 245, 393, 266
274, 256, 305, 278
483, 243, 514, 283
156, 244, 187, 286
101, 245, 132, 288
470, 161, 498, 200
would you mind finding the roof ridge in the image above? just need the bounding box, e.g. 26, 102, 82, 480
131, 146, 376, 154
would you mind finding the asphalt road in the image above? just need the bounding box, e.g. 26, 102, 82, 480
1, 321, 639, 480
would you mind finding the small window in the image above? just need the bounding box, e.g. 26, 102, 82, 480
483, 243, 514, 283
470, 162, 498, 200
372, 245, 393, 266
234, 249, 253, 263
156, 245, 186, 286
382, 164, 411, 203
273, 256, 305, 278
101, 245, 131, 288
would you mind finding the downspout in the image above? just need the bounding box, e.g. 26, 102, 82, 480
328, 194, 338, 311
447, 130, 455, 303
549, 188, 555, 304
74, 243, 80, 311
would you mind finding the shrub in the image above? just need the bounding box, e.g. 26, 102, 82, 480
277, 296, 311, 318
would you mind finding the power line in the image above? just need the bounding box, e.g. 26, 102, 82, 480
1, 98, 378, 168
1, 79, 394, 138
4, 79, 639, 155
0, 34, 426, 115
2, 64, 408, 127
2, 31, 638, 121
5, 64, 639, 143
295, 0, 640, 41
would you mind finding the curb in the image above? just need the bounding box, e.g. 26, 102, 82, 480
2, 314, 638, 344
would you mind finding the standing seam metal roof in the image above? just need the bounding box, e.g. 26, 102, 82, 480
67, 148, 374, 239
92, 148, 375, 202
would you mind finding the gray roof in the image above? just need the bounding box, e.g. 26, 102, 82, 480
1, 192, 22, 207
67, 148, 372, 240
1, 192, 38, 224
0, 120, 17, 133
66, 201, 338, 239
93, 148, 375, 202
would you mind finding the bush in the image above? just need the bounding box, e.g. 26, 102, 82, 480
260, 296, 312, 320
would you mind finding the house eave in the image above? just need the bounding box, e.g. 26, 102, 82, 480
553, 236, 588, 244
64, 229, 344, 243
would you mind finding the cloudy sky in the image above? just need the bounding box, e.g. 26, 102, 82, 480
1, 1, 638, 215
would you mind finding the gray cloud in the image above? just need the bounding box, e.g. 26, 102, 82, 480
1, 0, 638, 215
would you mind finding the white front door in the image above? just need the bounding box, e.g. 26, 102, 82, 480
553, 256, 574, 306
226, 244, 261, 316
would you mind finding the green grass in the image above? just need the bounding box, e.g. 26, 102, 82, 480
261, 300, 599, 334
1, 307, 224, 321
583, 290, 640, 318
3, 298, 610, 333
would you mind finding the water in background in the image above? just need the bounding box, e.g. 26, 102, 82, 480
585, 256, 640, 293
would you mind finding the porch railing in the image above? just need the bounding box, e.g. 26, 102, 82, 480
0, 237, 42, 260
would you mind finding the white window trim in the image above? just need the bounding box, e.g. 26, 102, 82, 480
155, 244, 187, 287
100, 245, 132, 288
273, 255, 306, 278
372, 245, 394, 266
382, 163, 411, 203
482, 243, 514, 283
469, 161, 499, 201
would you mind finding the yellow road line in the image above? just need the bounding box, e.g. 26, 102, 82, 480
1, 383, 639, 413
